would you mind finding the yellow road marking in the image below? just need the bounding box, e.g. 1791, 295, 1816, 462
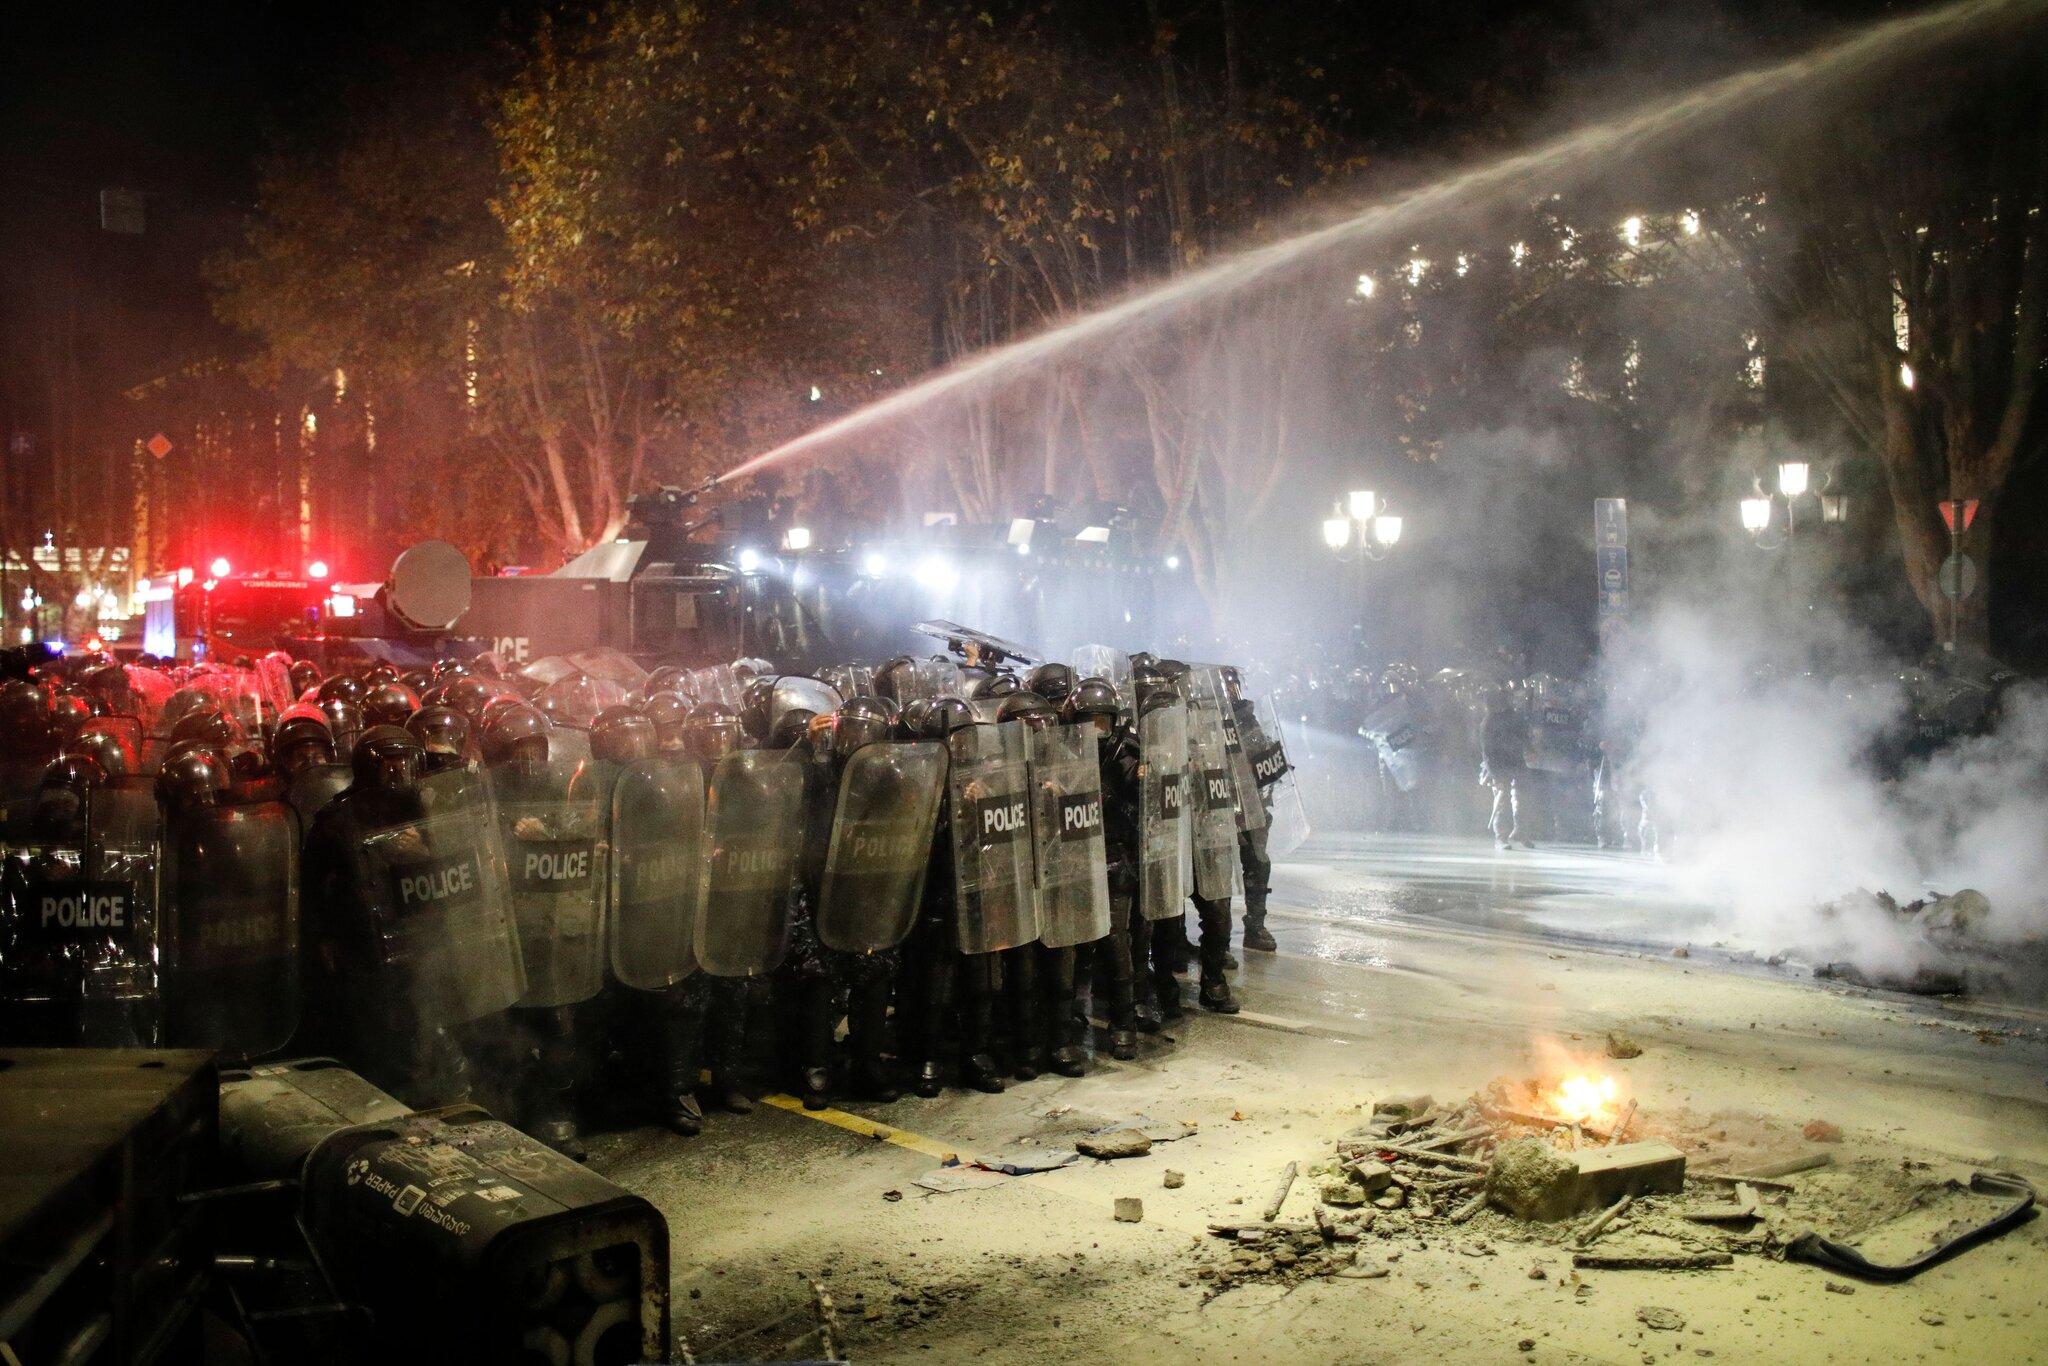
758, 1092, 980, 1164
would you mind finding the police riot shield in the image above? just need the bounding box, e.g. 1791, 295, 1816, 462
693, 750, 804, 977
1525, 676, 1588, 775
606, 756, 706, 990
287, 763, 353, 825
945, 723, 1040, 955
161, 795, 299, 1058
1360, 690, 1423, 794
816, 741, 947, 955
1138, 702, 1190, 921
893, 659, 966, 703
1192, 667, 1267, 835
489, 756, 609, 1008
820, 664, 879, 699
771, 676, 844, 731
346, 769, 526, 1027
1184, 696, 1242, 902
685, 664, 745, 708
537, 673, 634, 728
1254, 698, 1311, 858
1072, 645, 1133, 703
0, 784, 161, 1046
1027, 725, 1111, 949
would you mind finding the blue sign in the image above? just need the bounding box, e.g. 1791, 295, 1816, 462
1597, 545, 1629, 616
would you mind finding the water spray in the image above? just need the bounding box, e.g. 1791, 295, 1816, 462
708, 0, 2045, 490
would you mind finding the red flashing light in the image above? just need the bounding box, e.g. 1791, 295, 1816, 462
209, 556, 232, 578
175, 566, 195, 587
307, 560, 330, 580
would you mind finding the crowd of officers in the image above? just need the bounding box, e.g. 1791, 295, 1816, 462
1300, 663, 1640, 851
0, 642, 1288, 1158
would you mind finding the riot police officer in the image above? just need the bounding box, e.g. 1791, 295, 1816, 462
1222, 667, 1278, 953
300, 725, 521, 1109
900, 697, 1007, 1094
1070, 677, 1140, 1059
483, 701, 608, 1156
1480, 686, 1534, 850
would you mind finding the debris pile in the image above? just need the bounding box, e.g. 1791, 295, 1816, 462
1190, 1080, 2036, 1299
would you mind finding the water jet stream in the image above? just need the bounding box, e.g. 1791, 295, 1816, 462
713, 0, 2044, 489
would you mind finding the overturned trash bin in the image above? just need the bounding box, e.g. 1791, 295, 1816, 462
301, 1107, 670, 1365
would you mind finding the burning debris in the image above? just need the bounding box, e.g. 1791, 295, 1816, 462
1190, 1073, 2037, 1301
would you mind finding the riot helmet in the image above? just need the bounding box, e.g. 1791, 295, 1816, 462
590, 706, 658, 763
169, 705, 238, 751
921, 697, 977, 740
271, 705, 337, 776
766, 708, 816, 751
352, 725, 424, 795
47, 691, 94, 742
970, 672, 1022, 701
1065, 676, 1122, 725
643, 665, 690, 700
481, 701, 552, 766
362, 681, 421, 728
832, 696, 894, 760
996, 692, 1058, 731
362, 664, 401, 687
157, 746, 230, 810
287, 659, 322, 697
406, 705, 472, 763
33, 753, 106, 835
682, 703, 744, 764
1023, 662, 1076, 706
66, 721, 137, 777
446, 674, 497, 721
641, 691, 691, 748
873, 655, 919, 702
316, 674, 365, 705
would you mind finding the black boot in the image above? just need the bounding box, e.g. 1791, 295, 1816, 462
705, 1074, 754, 1114
701, 981, 752, 1114
799, 980, 837, 1111
659, 989, 706, 1135
1038, 947, 1083, 1076
960, 957, 1005, 1092
1108, 1028, 1138, 1060
962, 1052, 1007, 1093
1199, 971, 1240, 1014
1155, 970, 1185, 1021
995, 948, 1039, 1080
914, 1060, 944, 1099
526, 1006, 587, 1159
1242, 906, 1277, 953
847, 977, 899, 1102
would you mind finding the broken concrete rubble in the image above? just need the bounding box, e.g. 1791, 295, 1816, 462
1077, 1129, 1153, 1160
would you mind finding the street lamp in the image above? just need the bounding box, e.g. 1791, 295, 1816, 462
1739, 496, 1772, 532
1321, 494, 1404, 564
1777, 461, 1809, 498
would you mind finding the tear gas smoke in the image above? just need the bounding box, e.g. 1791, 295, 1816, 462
1623, 581, 2048, 983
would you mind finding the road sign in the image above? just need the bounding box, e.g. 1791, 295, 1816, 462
1938, 552, 1977, 601
145, 433, 173, 460
1938, 499, 1979, 534
1594, 498, 1629, 549
1596, 545, 1629, 616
